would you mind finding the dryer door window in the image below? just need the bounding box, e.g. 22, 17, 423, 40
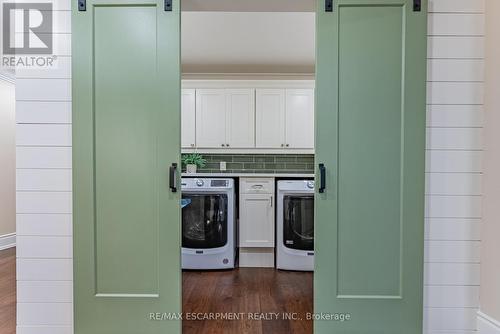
182, 193, 228, 249
283, 195, 314, 251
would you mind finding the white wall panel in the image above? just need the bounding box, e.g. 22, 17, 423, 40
17, 259, 73, 281
16, 101, 72, 124
428, 0, 485, 13
428, 14, 484, 36
426, 128, 482, 150
13, 0, 71, 10
16, 79, 71, 101
17, 303, 73, 326
428, 59, 484, 82
16, 57, 72, 80
16, 147, 72, 169
425, 263, 480, 286
427, 105, 484, 128
16, 124, 72, 146
425, 240, 481, 263
426, 150, 482, 173
427, 82, 484, 104
425, 173, 482, 196
424, 308, 477, 331
17, 214, 72, 236
16, 169, 72, 192
428, 36, 484, 59
17, 236, 72, 259
17, 326, 73, 334
12, 10, 71, 34
16, 192, 72, 214
425, 286, 480, 307
425, 218, 481, 241
426, 195, 482, 218
17, 281, 73, 303
51, 33, 72, 56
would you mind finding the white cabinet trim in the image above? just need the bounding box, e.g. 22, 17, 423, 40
182, 79, 315, 89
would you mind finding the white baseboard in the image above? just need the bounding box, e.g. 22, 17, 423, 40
478, 311, 500, 334
0, 233, 16, 250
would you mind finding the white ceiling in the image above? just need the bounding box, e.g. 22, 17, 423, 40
182, 0, 315, 12
181, 12, 316, 74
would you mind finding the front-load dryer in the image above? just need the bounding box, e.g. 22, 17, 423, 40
276, 180, 314, 271
181, 178, 236, 270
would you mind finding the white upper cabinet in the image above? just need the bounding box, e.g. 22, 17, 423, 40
196, 89, 255, 149
195, 89, 227, 148
285, 89, 315, 149
256, 89, 286, 148
226, 89, 255, 148
255, 88, 314, 150
182, 81, 315, 152
181, 89, 196, 148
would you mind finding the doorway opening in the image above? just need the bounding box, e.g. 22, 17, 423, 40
180, 1, 316, 333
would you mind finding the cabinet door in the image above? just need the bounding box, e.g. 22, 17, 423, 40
195, 89, 226, 148
181, 89, 196, 148
285, 89, 314, 149
226, 89, 255, 148
239, 193, 275, 247
256, 89, 286, 148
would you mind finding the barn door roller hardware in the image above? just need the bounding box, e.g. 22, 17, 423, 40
165, 0, 172, 11
413, 0, 421, 11
325, 0, 333, 12
78, 0, 86, 11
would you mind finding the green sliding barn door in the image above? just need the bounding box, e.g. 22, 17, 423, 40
315, 0, 427, 333
72, 1, 181, 333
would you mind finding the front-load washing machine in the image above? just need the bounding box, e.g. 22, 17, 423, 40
181, 178, 236, 270
276, 180, 314, 271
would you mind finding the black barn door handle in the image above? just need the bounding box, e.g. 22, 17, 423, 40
319, 164, 326, 193
413, 0, 421, 11
169, 163, 178, 193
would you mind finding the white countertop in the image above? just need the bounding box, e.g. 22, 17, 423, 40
181, 172, 314, 178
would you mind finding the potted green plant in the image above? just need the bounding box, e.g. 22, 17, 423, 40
182, 153, 207, 174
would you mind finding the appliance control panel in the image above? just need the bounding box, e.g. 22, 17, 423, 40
211, 179, 228, 187
181, 178, 233, 189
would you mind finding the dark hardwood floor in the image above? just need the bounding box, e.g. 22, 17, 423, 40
0, 248, 16, 334
0, 250, 312, 334
183, 268, 313, 334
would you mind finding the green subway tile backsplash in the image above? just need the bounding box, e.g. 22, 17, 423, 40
181, 154, 314, 174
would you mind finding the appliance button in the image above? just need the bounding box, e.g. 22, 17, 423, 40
196, 179, 204, 187
307, 181, 315, 189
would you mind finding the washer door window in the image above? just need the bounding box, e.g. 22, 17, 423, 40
283, 195, 314, 251
182, 194, 228, 249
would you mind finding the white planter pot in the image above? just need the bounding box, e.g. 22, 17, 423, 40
186, 164, 197, 174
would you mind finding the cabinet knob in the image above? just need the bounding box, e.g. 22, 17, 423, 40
286, 144, 290, 147
221, 144, 225, 147
281, 144, 284, 147
191, 144, 195, 147
226, 143, 230, 147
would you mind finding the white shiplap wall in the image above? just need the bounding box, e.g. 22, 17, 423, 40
15, 1, 484, 333
15, 1, 73, 334
425, 1, 484, 333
